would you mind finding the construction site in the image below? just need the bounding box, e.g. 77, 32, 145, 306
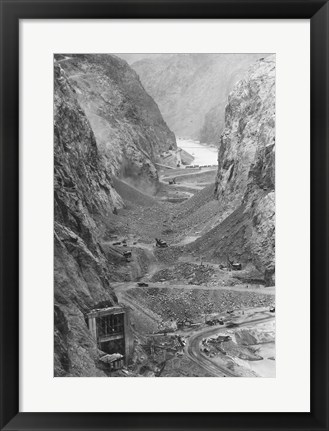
54, 54, 275, 378
93, 141, 275, 378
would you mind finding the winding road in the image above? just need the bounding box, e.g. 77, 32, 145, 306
185, 315, 275, 377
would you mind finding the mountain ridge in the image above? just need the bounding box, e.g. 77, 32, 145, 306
131, 53, 269, 144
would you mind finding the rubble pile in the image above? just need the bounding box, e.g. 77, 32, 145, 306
128, 287, 274, 322
154, 246, 184, 266
151, 262, 215, 285
173, 184, 222, 237
118, 203, 178, 244
137, 335, 211, 377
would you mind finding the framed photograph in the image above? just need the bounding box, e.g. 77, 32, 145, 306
1, 0, 328, 430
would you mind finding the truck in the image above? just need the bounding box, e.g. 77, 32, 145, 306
155, 238, 168, 248
227, 256, 242, 271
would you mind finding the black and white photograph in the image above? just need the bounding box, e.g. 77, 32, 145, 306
54, 53, 275, 378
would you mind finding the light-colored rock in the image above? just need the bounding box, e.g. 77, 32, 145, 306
56, 54, 176, 187
215, 55, 276, 283
132, 53, 268, 142
186, 56, 275, 284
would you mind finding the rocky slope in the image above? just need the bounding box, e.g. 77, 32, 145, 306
54, 54, 177, 376
54, 62, 124, 376
131, 54, 267, 143
55, 54, 176, 187
188, 56, 275, 284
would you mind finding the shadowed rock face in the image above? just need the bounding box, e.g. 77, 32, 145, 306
55, 54, 176, 187
54, 55, 178, 376
215, 55, 275, 283
131, 53, 267, 143
54, 63, 122, 376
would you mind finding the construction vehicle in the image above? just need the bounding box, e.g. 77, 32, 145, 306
177, 318, 197, 329
155, 238, 168, 248
123, 251, 132, 262
206, 317, 224, 326
269, 305, 275, 313
137, 282, 149, 287
226, 321, 238, 328
206, 319, 218, 326
227, 256, 242, 271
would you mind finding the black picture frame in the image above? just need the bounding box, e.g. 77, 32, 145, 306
0, 1, 328, 430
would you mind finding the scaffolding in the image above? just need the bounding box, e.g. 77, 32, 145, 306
86, 306, 129, 366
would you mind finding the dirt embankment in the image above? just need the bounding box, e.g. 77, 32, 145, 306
127, 287, 274, 322
151, 262, 215, 285
101, 145, 275, 377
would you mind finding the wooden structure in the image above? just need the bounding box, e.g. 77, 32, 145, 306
86, 306, 129, 366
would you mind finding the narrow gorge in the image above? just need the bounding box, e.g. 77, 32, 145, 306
54, 53, 275, 378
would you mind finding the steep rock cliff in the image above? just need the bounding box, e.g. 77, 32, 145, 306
55, 54, 176, 186
131, 53, 267, 142
54, 63, 124, 376
188, 56, 275, 284
198, 104, 223, 146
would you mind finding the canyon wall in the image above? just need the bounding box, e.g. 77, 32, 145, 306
54, 55, 176, 376
189, 56, 275, 284
55, 54, 176, 185
54, 63, 121, 376
131, 53, 267, 143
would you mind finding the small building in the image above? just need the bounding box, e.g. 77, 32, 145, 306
99, 353, 124, 371
86, 305, 130, 366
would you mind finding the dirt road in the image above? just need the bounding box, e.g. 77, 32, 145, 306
108, 167, 275, 376
185, 315, 275, 377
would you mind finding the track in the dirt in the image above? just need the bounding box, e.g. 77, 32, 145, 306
185, 315, 275, 377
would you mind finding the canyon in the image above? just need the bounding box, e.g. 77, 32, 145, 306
54, 54, 275, 377
130, 53, 268, 144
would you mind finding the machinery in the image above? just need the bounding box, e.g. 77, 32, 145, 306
137, 282, 149, 287
123, 251, 132, 262
226, 321, 238, 328
206, 317, 224, 326
155, 238, 168, 248
227, 256, 242, 271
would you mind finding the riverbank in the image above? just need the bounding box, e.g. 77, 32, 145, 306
177, 138, 218, 166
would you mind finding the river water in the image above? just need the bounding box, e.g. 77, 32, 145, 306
177, 138, 218, 166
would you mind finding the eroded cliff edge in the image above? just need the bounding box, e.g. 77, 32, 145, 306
54, 55, 176, 376
132, 53, 267, 143
188, 56, 275, 285
54, 62, 121, 376
55, 54, 176, 186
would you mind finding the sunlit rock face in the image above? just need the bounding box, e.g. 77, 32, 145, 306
55, 54, 176, 187
215, 55, 275, 284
